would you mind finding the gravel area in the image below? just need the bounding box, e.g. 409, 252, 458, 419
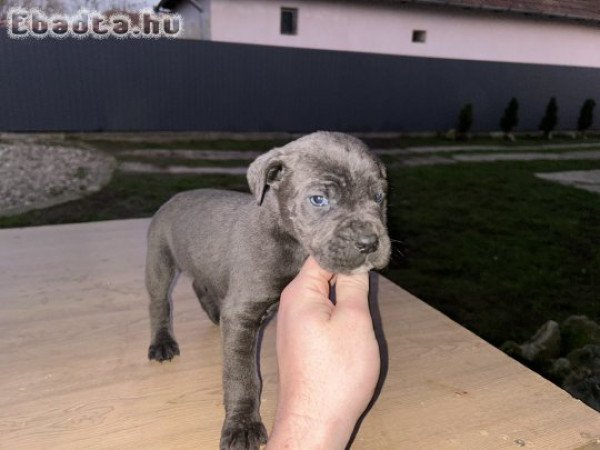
117, 143, 600, 160
0, 142, 116, 217
119, 150, 600, 174
119, 161, 247, 175
119, 149, 261, 160
387, 150, 600, 167
535, 170, 600, 194
377, 142, 600, 155
453, 150, 600, 162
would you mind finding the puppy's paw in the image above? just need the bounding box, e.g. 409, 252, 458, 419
220, 416, 267, 450
148, 329, 180, 362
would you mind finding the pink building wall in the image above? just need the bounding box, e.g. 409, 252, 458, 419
208, 0, 600, 68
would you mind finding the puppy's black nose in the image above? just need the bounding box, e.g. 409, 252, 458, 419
355, 233, 379, 254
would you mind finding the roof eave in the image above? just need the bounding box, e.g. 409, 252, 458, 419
398, 0, 600, 26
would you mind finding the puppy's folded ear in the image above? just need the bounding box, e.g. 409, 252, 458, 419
247, 148, 285, 205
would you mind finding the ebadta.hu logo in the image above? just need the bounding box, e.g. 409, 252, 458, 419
7, 8, 183, 39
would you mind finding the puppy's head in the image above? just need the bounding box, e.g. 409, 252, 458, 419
247, 131, 390, 274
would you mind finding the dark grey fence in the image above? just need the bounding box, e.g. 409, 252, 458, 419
0, 33, 598, 132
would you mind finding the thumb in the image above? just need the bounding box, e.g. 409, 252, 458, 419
333, 270, 370, 317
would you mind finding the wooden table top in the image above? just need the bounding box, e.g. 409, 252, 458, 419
1, 218, 599, 449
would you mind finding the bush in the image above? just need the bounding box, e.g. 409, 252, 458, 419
500, 98, 519, 138
456, 103, 473, 140
578, 98, 596, 134
539, 97, 558, 138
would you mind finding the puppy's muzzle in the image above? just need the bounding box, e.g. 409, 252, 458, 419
339, 220, 381, 253
316, 219, 389, 273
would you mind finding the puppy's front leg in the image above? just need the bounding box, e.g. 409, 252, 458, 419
219, 300, 272, 450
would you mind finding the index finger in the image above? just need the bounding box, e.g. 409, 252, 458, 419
296, 255, 335, 298
280, 256, 333, 304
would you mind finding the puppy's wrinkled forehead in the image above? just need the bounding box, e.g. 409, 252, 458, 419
284, 132, 386, 187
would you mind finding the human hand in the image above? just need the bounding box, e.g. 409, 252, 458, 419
266, 257, 381, 450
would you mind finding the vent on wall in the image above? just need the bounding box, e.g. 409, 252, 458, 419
281, 8, 298, 35
412, 30, 427, 43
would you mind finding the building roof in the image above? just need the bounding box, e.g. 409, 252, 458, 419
401, 0, 600, 24
154, 0, 600, 24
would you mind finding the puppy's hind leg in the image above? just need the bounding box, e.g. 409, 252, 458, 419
146, 237, 180, 362
192, 281, 220, 325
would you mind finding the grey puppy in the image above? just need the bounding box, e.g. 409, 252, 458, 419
145, 131, 391, 449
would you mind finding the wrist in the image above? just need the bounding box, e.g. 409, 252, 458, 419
267, 412, 351, 450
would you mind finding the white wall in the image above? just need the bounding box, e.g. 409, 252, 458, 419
209, 0, 600, 68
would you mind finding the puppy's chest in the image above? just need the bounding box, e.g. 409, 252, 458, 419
269, 248, 306, 286
245, 247, 305, 301
249, 259, 301, 298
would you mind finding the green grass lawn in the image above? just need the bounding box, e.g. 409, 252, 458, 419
383, 160, 600, 346
1, 148, 598, 350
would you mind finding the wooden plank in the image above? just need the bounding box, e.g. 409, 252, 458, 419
1, 218, 599, 449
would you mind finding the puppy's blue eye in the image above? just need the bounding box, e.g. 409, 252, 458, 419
374, 192, 385, 204
309, 195, 329, 207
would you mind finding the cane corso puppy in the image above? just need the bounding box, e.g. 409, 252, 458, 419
145, 131, 391, 449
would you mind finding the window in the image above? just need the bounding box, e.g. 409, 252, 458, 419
412, 30, 427, 43
280, 7, 298, 35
